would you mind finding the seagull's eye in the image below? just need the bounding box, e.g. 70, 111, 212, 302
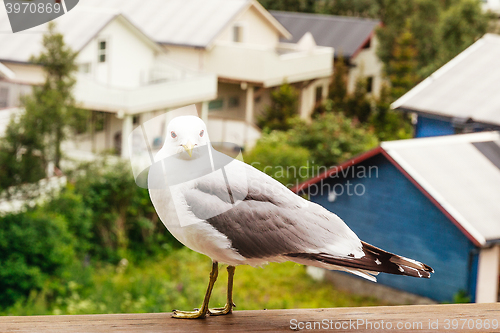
199, 130, 204, 137
171, 131, 177, 139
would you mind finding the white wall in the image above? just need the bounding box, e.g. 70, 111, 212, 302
161, 45, 202, 71
483, 0, 500, 13
77, 18, 157, 89
162, 4, 281, 73
1, 62, 45, 85
348, 35, 384, 98
0, 81, 32, 108
216, 5, 280, 47
299, 77, 330, 120
206, 82, 247, 120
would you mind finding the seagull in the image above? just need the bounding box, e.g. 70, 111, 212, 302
148, 115, 433, 319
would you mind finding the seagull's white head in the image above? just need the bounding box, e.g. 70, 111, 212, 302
157, 115, 210, 160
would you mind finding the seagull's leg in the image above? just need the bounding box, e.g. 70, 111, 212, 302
172, 261, 218, 319
209, 265, 236, 316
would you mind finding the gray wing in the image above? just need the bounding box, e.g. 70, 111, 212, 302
183, 160, 364, 260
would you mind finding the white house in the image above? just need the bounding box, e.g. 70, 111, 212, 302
0, 7, 217, 159
271, 11, 383, 97
483, 0, 500, 15
1, 0, 333, 154
74, 0, 334, 147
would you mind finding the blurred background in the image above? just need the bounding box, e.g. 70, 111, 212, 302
0, 0, 499, 315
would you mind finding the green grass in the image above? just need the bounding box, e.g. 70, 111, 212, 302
2, 248, 383, 315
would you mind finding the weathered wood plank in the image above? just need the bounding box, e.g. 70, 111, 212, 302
1, 303, 500, 332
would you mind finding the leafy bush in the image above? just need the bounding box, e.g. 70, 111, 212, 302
69, 160, 181, 262
42, 187, 93, 255
246, 110, 378, 186
0, 211, 75, 308
369, 83, 413, 141
244, 131, 311, 187
288, 111, 379, 168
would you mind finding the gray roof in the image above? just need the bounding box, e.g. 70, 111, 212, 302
392, 34, 500, 127
382, 131, 500, 246
270, 11, 380, 58
0, 8, 119, 62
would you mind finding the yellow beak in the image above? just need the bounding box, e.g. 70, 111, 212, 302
182, 141, 195, 157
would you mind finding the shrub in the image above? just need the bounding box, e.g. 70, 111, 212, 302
42, 186, 93, 255
244, 131, 311, 187
288, 111, 379, 168
0, 211, 75, 308
70, 160, 181, 262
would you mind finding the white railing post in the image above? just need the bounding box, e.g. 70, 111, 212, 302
201, 101, 209, 124
121, 114, 133, 158
244, 84, 254, 147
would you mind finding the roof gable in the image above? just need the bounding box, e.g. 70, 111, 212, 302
270, 11, 380, 58
293, 132, 500, 247
392, 34, 500, 127
0, 8, 161, 63
76, 0, 290, 48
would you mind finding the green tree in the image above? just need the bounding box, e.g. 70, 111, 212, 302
257, 83, 299, 131
26, 21, 83, 169
375, 0, 416, 68
345, 77, 372, 122
0, 22, 85, 190
386, 22, 419, 99
319, 0, 380, 18
437, 0, 491, 68
328, 57, 348, 110
376, 0, 492, 85
257, 0, 318, 12
370, 83, 413, 141
0, 116, 46, 191
408, 0, 441, 78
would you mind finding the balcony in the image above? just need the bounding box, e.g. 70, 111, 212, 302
73, 72, 217, 114
206, 116, 261, 149
205, 41, 333, 87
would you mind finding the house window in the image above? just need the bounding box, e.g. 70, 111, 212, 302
366, 76, 374, 93
79, 63, 91, 74
98, 40, 107, 63
133, 115, 140, 125
233, 25, 242, 43
228, 96, 240, 108
315, 86, 323, 103
0, 87, 8, 108
209, 99, 223, 110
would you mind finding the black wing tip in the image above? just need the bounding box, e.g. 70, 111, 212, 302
286, 242, 434, 279
361, 242, 434, 278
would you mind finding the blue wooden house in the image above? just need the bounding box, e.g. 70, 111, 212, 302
293, 132, 500, 303
392, 34, 500, 138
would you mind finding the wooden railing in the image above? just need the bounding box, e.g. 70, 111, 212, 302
1, 303, 499, 332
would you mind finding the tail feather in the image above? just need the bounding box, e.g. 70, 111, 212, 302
287, 241, 434, 279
